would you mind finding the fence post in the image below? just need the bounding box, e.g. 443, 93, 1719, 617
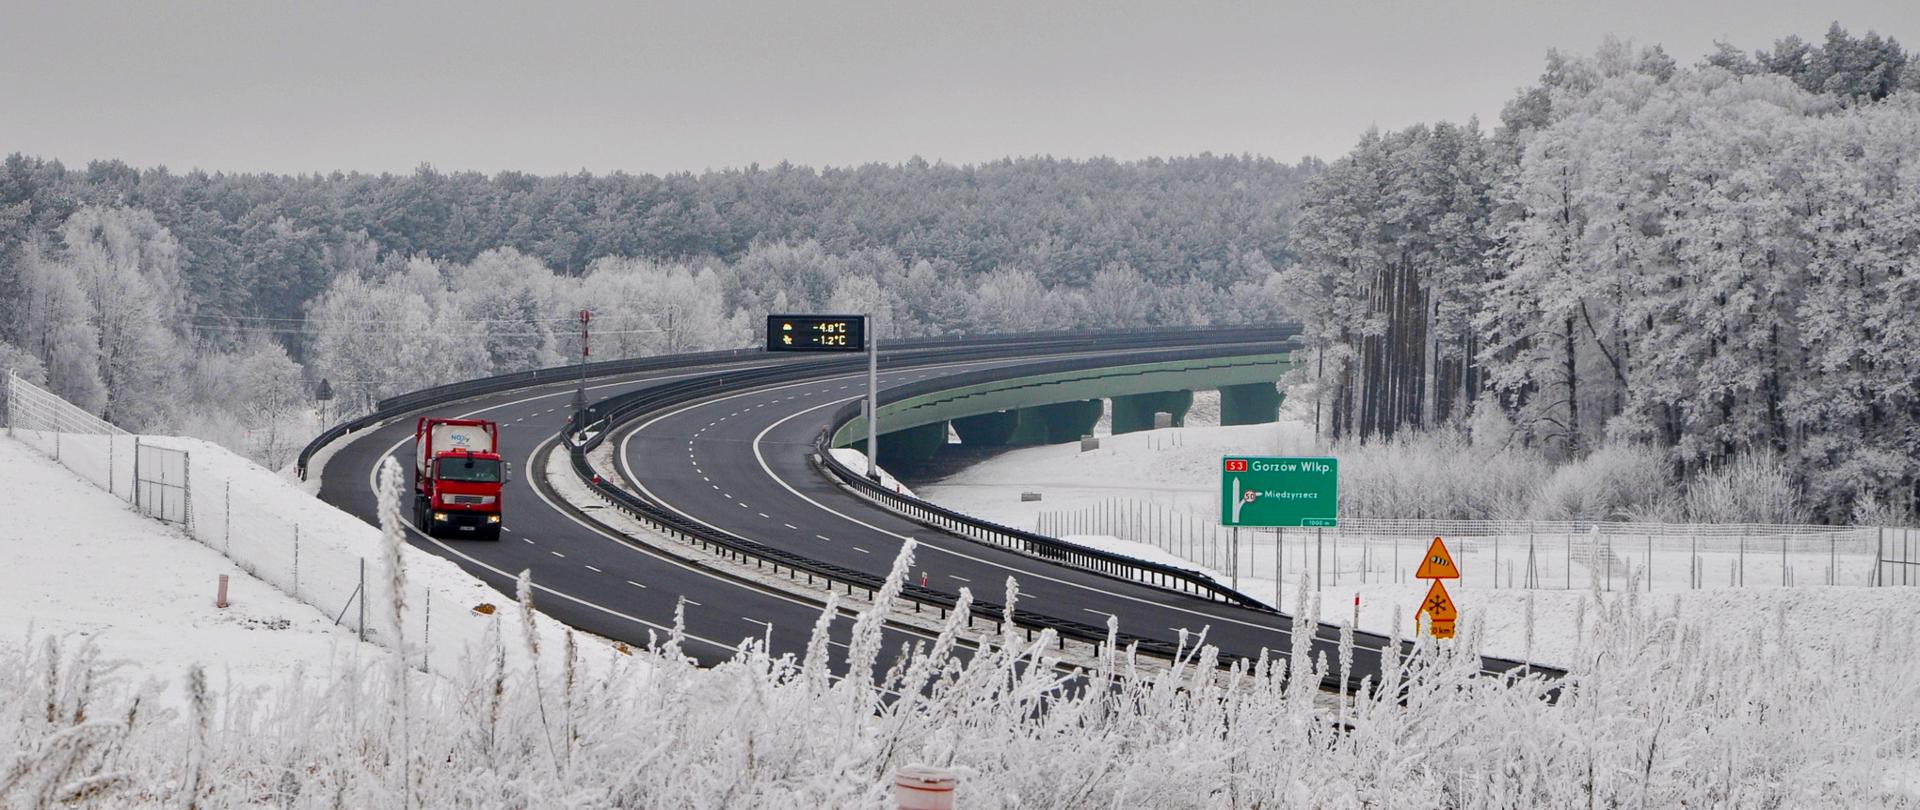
1875, 527, 1883, 587
224, 482, 231, 553
358, 558, 367, 642
1647, 534, 1653, 592
422, 590, 432, 670
293, 525, 301, 600
1315, 528, 1323, 592
132, 438, 140, 512
1692, 532, 1698, 589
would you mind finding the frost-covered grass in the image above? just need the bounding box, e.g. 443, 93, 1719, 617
6, 531, 1917, 807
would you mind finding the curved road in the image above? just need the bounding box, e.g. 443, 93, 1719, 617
319, 342, 1549, 688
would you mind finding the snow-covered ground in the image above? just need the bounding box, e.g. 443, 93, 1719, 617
0, 435, 385, 704
923, 421, 1916, 668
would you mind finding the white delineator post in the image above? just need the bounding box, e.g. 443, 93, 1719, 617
894, 765, 957, 810
866, 313, 880, 481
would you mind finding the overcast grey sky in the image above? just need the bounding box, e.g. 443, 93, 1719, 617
2, 2, 1916, 176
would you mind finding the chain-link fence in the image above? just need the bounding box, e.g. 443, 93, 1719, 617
1039, 497, 1898, 595
5, 372, 469, 672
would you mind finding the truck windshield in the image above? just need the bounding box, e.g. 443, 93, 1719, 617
437, 457, 502, 483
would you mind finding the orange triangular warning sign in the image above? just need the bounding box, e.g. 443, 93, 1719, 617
1417, 579, 1457, 623
1415, 536, 1459, 580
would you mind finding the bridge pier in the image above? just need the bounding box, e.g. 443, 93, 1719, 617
951, 410, 1022, 446
1025, 399, 1104, 444
1217, 382, 1283, 426
850, 420, 950, 468
1110, 390, 1193, 434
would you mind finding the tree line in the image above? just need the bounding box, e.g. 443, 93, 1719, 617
1282, 23, 1920, 522
0, 154, 1309, 464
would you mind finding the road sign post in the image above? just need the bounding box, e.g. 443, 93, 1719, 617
866, 314, 879, 480
767, 314, 878, 477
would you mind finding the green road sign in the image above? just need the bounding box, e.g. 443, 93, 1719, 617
1220, 456, 1338, 527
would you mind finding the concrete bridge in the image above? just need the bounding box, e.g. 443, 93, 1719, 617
830, 352, 1290, 467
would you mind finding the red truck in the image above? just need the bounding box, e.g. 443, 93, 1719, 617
413, 417, 507, 540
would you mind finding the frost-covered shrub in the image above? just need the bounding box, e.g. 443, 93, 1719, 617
2, 543, 1915, 807
1684, 449, 1810, 524
1333, 429, 1550, 520
1526, 444, 1675, 522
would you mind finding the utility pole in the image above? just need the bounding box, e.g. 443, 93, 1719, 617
572, 309, 591, 431
866, 313, 880, 481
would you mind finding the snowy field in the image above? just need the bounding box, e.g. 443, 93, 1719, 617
0, 436, 388, 703
920, 421, 1919, 668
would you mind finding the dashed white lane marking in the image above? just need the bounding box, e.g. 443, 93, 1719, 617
702, 475, 710, 482
523, 537, 535, 545
627, 580, 647, 589
950, 575, 971, 582
758, 512, 770, 519
852, 546, 870, 554
550, 551, 566, 558
585, 565, 602, 573
743, 617, 772, 627
711, 484, 721, 490
1083, 608, 1113, 617
816, 534, 832, 542
682, 599, 703, 607
501, 527, 512, 533
737, 502, 749, 508
783, 523, 797, 530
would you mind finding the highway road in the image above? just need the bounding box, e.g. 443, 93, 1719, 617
317, 336, 1553, 689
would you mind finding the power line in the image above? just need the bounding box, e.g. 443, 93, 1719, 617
185, 323, 666, 338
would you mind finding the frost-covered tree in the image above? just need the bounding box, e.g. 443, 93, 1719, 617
58, 206, 188, 429
13, 245, 104, 413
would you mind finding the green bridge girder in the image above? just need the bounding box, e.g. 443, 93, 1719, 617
831, 353, 1290, 448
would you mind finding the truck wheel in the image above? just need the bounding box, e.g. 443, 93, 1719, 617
413, 497, 430, 536
483, 525, 502, 542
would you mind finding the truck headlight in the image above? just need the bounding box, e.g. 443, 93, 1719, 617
433, 512, 449, 522
486, 514, 501, 524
